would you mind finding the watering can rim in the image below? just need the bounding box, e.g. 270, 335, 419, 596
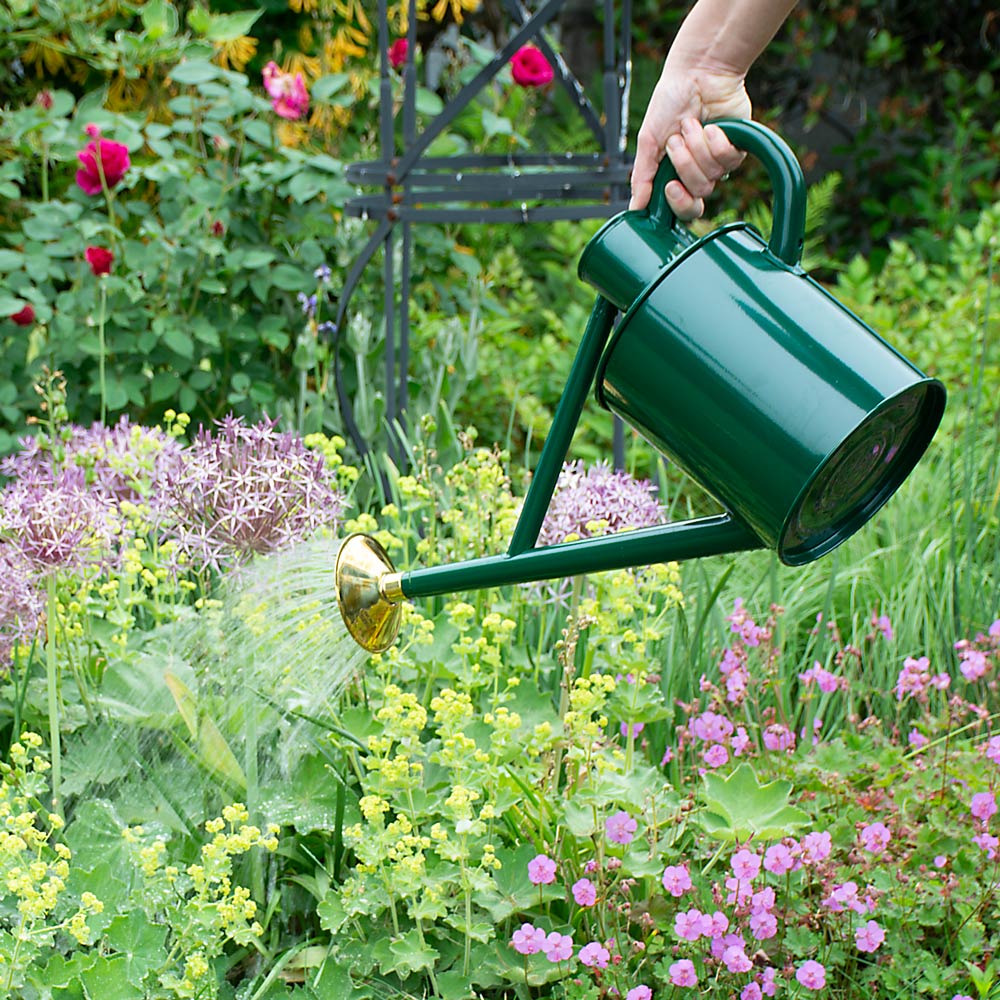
592, 221, 771, 407
776, 376, 946, 565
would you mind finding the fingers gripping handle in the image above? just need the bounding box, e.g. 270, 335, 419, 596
648, 118, 807, 268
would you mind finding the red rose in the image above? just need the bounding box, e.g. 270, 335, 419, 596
85, 246, 114, 276
10, 304, 35, 326
510, 45, 553, 88
76, 138, 131, 196
389, 38, 409, 70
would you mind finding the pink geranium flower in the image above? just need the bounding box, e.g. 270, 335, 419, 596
76, 138, 130, 195
669, 958, 698, 987
572, 877, 597, 906
262, 61, 310, 120
855, 919, 885, 952
662, 863, 692, 897
971, 791, 998, 823
605, 810, 637, 845
510, 45, 553, 88
578, 941, 610, 968
763, 842, 796, 874
796, 960, 827, 990
542, 931, 574, 962
511, 922, 546, 955
527, 853, 557, 884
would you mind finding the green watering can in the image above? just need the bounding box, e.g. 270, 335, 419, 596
337, 119, 946, 652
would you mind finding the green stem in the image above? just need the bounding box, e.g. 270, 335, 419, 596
46, 574, 62, 818
97, 281, 107, 423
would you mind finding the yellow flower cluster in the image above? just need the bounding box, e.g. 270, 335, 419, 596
376, 684, 428, 743
564, 672, 617, 742
0, 734, 103, 947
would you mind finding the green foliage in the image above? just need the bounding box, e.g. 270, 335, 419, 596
0, 66, 357, 447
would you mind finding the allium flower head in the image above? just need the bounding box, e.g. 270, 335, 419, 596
157, 415, 343, 571
76, 138, 130, 195
538, 461, 661, 546
3, 418, 183, 506
0, 546, 43, 665
1, 467, 117, 573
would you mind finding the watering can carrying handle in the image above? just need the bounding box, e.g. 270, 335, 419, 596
648, 118, 807, 269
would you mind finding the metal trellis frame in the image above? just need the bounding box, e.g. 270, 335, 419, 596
332, 0, 634, 470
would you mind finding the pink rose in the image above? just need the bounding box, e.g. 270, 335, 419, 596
262, 61, 309, 120
76, 139, 130, 195
510, 45, 553, 88
389, 38, 409, 69
85, 246, 114, 276
9, 304, 35, 326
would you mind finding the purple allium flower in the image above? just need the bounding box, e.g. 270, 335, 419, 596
0, 546, 43, 665
157, 415, 343, 571
1, 467, 117, 573
538, 461, 661, 547
2, 417, 182, 505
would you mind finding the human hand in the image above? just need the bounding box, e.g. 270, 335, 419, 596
628, 69, 752, 218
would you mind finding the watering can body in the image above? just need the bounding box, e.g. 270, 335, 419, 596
336, 119, 945, 651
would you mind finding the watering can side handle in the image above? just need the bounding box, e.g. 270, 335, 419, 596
648, 118, 807, 269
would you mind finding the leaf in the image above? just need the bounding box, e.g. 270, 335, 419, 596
164, 670, 247, 790
270, 262, 309, 291
311, 74, 350, 102
202, 9, 262, 42
698, 762, 811, 843
0, 249, 24, 271
373, 929, 439, 977
140, 0, 179, 40
80, 955, 145, 999
105, 912, 168, 986
169, 59, 221, 85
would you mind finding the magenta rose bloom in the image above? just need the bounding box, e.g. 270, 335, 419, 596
85, 246, 114, 276
389, 38, 409, 69
76, 139, 130, 195
262, 61, 309, 120
10, 304, 35, 326
510, 45, 553, 88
